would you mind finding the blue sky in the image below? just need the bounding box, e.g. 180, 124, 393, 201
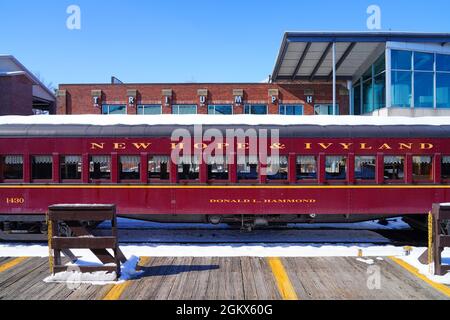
0, 0, 449, 87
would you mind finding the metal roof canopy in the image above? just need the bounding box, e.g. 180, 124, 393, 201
272, 32, 450, 82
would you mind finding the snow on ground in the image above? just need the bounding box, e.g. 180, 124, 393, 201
98, 217, 410, 231
399, 247, 450, 285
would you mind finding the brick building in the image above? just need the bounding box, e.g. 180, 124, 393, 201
0, 55, 56, 115
57, 32, 450, 117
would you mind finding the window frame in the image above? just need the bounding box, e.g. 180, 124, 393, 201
137, 104, 163, 115
89, 155, 112, 182
354, 155, 376, 183
412, 155, 434, 183
1, 155, 24, 182
31, 155, 53, 182
237, 155, 259, 183
207, 104, 233, 115
119, 155, 141, 183
172, 104, 198, 115
244, 104, 268, 115
60, 155, 82, 183
265, 155, 289, 183
148, 155, 170, 183
279, 104, 304, 116
296, 155, 318, 183
383, 155, 405, 184
101, 104, 127, 115
324, 155, 348, 183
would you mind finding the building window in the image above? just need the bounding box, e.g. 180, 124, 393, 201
2, 156, 23, 180
208, 105, 233, 115
119, 156, 140, 180
279, 105, 303, 115
148, 156, 169, 180
392, 50, 412, 70
60, 156, 81, 180
325, 156, 347, 180
244, 105, 267, 115
137, 105, 162, 115
172, 105, 197, 115
314, 104, 339, 115
296, 156, 317, 180
102, 105, 127, 115
355, 156, 376, 180
412, 156, 432, 181
32, 156, 53, 180
90, 156, 111, 180
352, 82, 361, 115
177, 155, 200, 180
442, 156, 450, 180
414, 72, 434, 108
266, 156, 288, 180
237, 156, 258, 180
414, 52, 434, 71
437, 54, 450, 72
207, 155, 228, 180
437, 73, 450, 108
384, 156, 404, 181
391, 71, 412, 108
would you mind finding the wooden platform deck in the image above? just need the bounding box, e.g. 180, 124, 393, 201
0, 256, 448, 300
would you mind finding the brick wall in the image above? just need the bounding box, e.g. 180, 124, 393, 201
57, 82, 350, 115
0, 75, 34, 116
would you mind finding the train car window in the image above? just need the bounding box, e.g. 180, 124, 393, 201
60, 156, 82, 180
266, 156, 288, 180
177, 155, 200, 180
412, 156, 433, 181
119, 156, 140, 180
89, 156, 111, 180
355, 156, 376, 180
442, 156, 450, 180
296, 156, 317, 180
1, 155, 23, 180
325, 156, 347, 180
31, 156, 53, 180
237, 155, 258, 180
148, 156, 169, 180
384, 156, 404, 180
207, 155, 228, 180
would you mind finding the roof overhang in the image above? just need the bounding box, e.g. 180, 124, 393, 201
0, 55, 55, 102
272, 32, 450, 82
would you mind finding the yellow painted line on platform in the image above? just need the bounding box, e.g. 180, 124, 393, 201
102, 257, 150, 300
389, 257, 450, 298
0, 257, 28, 273
267, 257, 298, 300
2, 184, 450, 190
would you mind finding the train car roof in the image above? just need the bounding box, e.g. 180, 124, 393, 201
0, 115, 450, 138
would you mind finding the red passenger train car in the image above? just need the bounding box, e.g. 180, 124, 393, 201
0, 115, 449, 240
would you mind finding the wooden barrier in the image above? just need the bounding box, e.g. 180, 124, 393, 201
48, 204, 126, 277
418, 204, 450, 276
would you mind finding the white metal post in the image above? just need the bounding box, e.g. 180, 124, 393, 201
332, 42, 336, 115
385, 46, 392, 108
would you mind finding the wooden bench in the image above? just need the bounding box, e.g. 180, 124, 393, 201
48, 204, 126, 277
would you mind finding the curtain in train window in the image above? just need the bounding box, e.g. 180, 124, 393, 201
90, 155, 111, 180
120, 156, 141, 180
177, 155, 200, 180
266, 156, 288, 180
355, 156, 376, 180
325, 156, 347, 180
60, 155, 82, 180
32, 155, 53, 180
2, 155, 23, 180
442, 156, 450, 180
207, 155, 228, 180
296, 156, 317, 180
148, 156, 169, 180
412, 156, 433, 181
237, 155, 258, 180
384, 156, 404, 180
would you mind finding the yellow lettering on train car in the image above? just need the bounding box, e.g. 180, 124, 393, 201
420, 143, 434, 150
114, 143, 126, 150
6, 197, 25, 205
399, 143, 413, 150
132, 143, 151, 150
91, 142, 105, 150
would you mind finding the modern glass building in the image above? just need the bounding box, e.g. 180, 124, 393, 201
272, 32, 450, 116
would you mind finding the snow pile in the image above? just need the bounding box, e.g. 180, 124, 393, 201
43, 255, 142, 285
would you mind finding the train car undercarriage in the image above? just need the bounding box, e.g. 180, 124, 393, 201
0, 213, 427, 241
